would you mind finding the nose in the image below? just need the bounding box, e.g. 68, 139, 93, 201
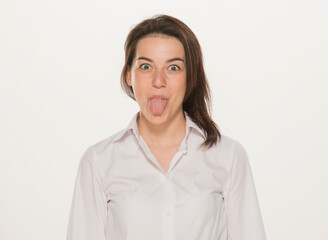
152, 69, 166, 88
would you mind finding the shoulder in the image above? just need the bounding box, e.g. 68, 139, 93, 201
92, 128, 128, 150
211, 133, 249, 170
80, 128, 130, 163
214, 133, 247, 155
221, 135, 251, 176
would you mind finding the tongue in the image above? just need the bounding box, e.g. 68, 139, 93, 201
149, 98, 168, 115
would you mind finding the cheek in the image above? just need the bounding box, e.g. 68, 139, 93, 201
169, 78, 187, 103
178, 76, 187, 96
131, 78, 148, 103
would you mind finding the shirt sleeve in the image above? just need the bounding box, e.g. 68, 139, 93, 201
66, 146, 108, 240
226, 141, 266, 240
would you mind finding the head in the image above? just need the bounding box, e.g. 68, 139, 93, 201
121, 14, 221, 148
121, 14, 204, 104
125, 34, 187, 125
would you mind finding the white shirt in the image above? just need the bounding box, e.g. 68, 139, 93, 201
66, 111, 266, 240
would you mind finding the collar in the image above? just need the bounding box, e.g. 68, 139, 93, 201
112, 111, 206, 143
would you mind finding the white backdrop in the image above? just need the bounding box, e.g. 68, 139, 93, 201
1, 0, 327, 239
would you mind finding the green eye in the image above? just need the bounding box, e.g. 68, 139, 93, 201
169, 65, 180, 71
140, 64, 151, 70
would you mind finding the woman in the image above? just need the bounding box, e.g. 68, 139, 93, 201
66, 14, 266, 240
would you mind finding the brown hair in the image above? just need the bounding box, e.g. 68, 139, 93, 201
120, 14, 221, 148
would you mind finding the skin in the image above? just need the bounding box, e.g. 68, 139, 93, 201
126, 34, 187, 150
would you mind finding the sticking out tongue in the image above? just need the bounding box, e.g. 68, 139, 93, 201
149, 98, 168, 115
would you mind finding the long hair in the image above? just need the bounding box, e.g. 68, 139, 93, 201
120, 14, 221, 148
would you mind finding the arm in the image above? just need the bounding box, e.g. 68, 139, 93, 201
66, 146, 108, 240
226, 141, 266, 240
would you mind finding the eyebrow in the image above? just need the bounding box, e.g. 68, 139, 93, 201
136, 57, 185, 63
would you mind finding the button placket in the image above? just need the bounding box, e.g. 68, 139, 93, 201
162, 172, 175, 239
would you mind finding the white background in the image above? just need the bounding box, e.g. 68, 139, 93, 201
1, 0, 327, 239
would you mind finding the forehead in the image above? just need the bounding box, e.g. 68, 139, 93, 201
135, 34, 185, 58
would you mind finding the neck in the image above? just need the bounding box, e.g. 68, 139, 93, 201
137, 110, 186, 149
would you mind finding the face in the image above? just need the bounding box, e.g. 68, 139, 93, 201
126, 34, 187, 125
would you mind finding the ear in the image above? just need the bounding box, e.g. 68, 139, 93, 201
126, 71, 132, 86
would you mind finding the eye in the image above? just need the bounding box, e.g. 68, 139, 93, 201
168, 65, 180, 71
139, 63, 152, 70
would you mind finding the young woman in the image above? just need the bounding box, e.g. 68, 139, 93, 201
66, 14, 266, 240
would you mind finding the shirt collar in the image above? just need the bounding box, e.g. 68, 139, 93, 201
113, 111, 206, 143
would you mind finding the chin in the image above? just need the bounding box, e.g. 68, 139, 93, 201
148, 113, 169, 124
143, 110, 169, 125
